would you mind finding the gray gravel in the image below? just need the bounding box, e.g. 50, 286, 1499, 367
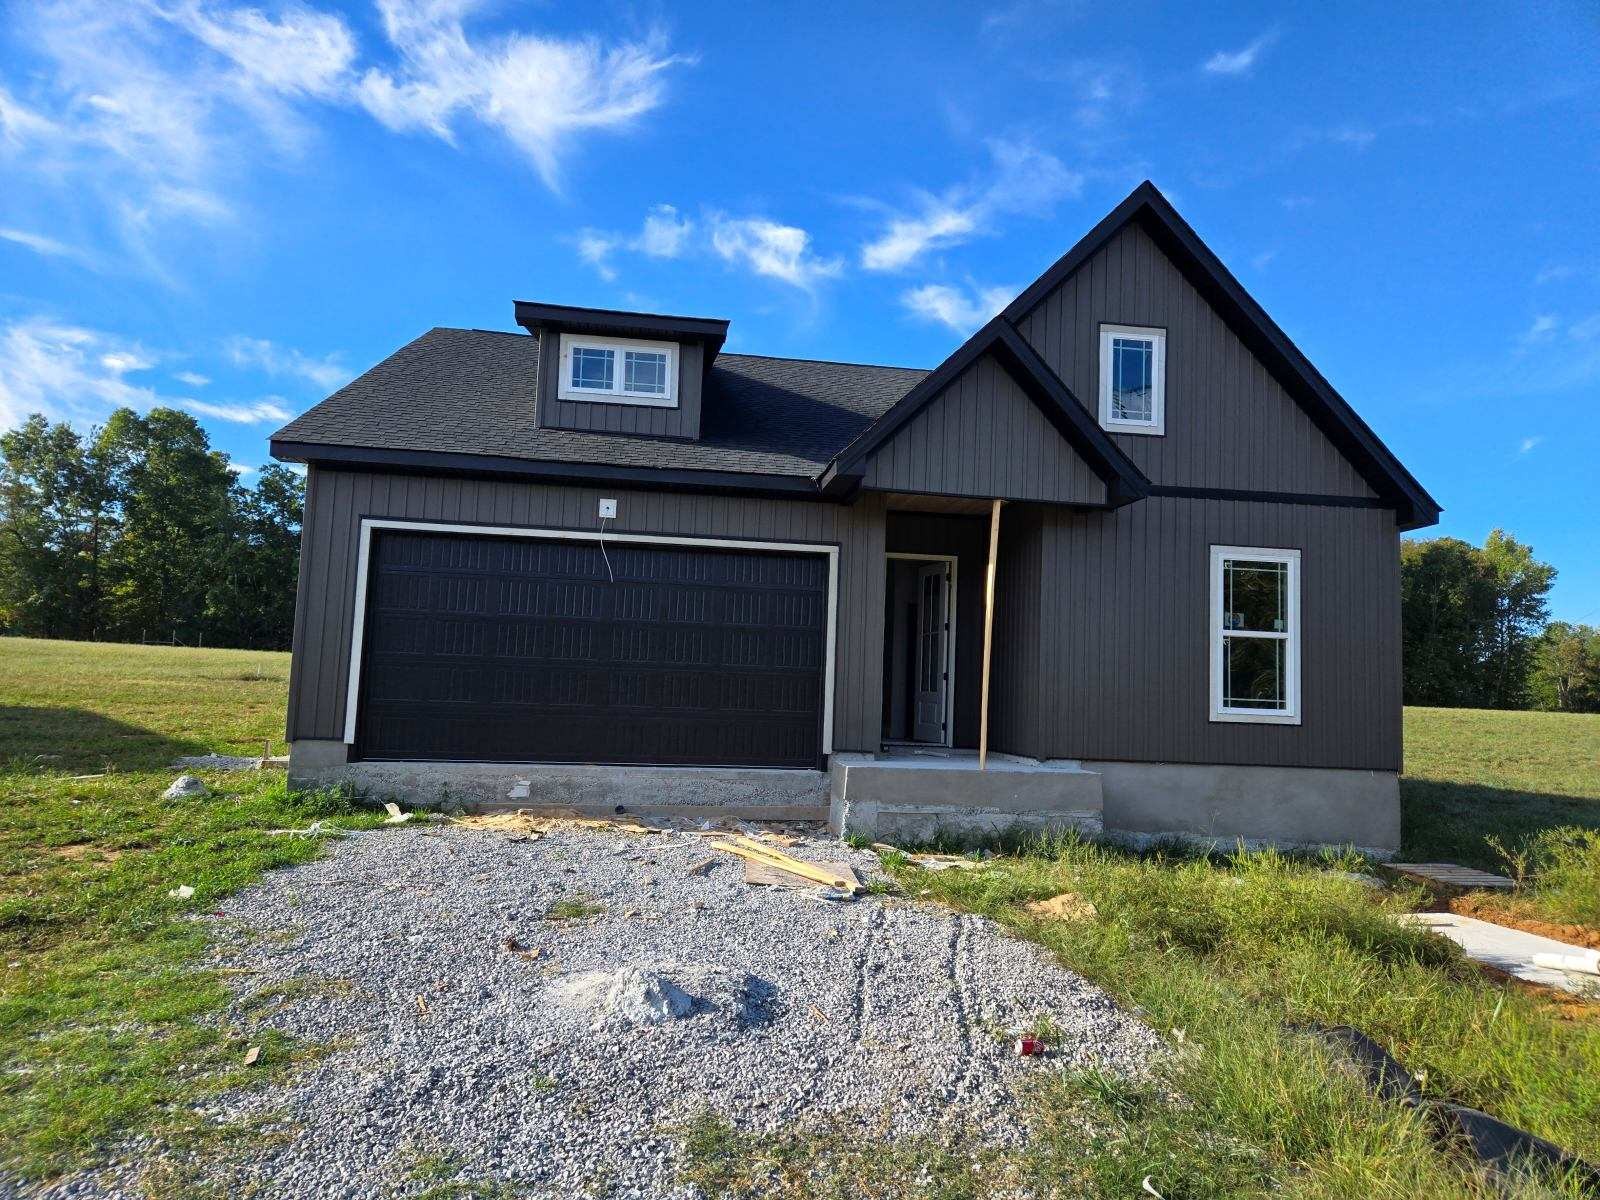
33, 822, 1162, 1198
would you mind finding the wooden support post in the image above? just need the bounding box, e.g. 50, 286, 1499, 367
978, 498, 1003, 770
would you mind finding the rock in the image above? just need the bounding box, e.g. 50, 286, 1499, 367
162, 775, 208, 800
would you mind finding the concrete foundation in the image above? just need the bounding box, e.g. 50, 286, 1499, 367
827, 752, 1104, 843
288, 741, 828, 818
1092, 760, 1401, 856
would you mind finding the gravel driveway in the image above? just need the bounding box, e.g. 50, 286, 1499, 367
43, 820, 1162, 1198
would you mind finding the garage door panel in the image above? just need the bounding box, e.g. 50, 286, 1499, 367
355, 530, 828, 768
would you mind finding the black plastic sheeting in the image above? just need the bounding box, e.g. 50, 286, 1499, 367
1297, 1024, 1600, 1193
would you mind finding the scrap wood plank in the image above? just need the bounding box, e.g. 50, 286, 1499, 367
1385, 863, 1515, 892
712, 836, 858, 892
743, 857, 862, 891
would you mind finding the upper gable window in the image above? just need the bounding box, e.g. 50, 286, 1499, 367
1098, 324, 1165, 435
557, 333, 678, 407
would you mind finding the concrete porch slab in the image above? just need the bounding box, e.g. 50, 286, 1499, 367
827, 752, 1103, 844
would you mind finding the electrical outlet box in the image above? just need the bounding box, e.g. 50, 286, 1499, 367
598, 498, 618, 519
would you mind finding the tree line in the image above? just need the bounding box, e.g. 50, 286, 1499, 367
1402, 530, 1598, 713
0, 408, 302, 651
2, 408, 1596, 709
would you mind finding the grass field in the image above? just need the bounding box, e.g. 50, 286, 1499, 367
2, 637, 1599, 1197
0, 638, 381, 1187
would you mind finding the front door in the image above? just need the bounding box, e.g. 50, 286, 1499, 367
913, 562, 951, 743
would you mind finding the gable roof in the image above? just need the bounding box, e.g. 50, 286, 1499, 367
269, 327, 926, 487
1001, 181, 1442, 529
272, 182, 1437, 528
820, 319, 1149, 506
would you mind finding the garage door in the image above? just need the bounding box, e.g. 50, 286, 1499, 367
354, 530, 829, 768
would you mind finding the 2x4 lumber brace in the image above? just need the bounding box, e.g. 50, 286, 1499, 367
978, 498, 1003, 770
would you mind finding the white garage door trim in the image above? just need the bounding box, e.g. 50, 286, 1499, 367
343, 518, 841, 757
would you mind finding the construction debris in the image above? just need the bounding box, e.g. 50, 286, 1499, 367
242, 1045, 261, 1067
712, 835, 861, 893
267, 820, 344, 839
1385, 862, 1514, 893
168, 884, 196, 900
904, 852, 992, 873
1531, 949, 1600, 977
162, 775, 208, 800
1023, 892, 1098, 922
382, 802, 413, 825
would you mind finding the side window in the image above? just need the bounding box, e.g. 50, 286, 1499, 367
1098, 324, 1166, 435
1209, 545, 1300, 724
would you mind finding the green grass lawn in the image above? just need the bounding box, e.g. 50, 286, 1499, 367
3, 638, 1598, 1198
0, 637, 382, 1187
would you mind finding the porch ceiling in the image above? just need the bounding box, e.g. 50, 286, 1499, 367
882, 492, 997, 515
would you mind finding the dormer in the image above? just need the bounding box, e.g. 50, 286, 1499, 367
515, 301, 729, 442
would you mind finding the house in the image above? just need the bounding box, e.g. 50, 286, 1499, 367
270, 182, 1439, 854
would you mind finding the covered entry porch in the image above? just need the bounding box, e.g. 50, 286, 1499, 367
837, 492, 1106, 843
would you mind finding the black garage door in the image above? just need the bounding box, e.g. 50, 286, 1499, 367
354, 530, 828, 768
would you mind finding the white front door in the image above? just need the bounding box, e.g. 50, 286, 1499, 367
913, 562, 951, 743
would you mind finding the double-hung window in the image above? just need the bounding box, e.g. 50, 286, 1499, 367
1209, 546, 1300, 724
1098, 324, 1165, 434
557, 334, 678, 407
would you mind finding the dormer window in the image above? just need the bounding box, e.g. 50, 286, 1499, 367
1098, 324, 1165, 435
558, 333, 678, 407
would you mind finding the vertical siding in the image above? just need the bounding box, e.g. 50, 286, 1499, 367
534, 329, 704, 440
1017, 222, 1376, 498
859, 354, 1107, 505
989, 506, 1046, 758
1027, 497, 1402, 770
289, 467, 885, 754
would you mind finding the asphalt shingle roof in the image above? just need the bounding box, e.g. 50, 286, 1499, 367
271, 328, 928, 478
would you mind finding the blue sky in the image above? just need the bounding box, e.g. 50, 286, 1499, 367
1, 1, 1596, 620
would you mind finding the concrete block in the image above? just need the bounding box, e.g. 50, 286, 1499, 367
828, 753, 1104, 845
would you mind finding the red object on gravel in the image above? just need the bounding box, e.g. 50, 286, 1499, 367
1014, 1037, 1047, 1057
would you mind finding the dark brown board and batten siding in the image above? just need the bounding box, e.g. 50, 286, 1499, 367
990, 496, 1402, 771
535, 329, 704, 440
858, 354, 1107, 506
1015, 221, 1377, 498
286, 466, 886, 754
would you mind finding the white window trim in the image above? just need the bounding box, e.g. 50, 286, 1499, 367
557, 333, 679, 407
342, 518, 839, 755
1209, 544, 1301, 725
1098, 324, 1166, 435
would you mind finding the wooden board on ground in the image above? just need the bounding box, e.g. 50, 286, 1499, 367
743, 858, 863, 892
1385, 862, 1515, 892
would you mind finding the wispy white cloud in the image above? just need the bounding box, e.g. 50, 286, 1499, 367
227, 461, 256, 475
224, 336, 349, 390
576, 204, 693, 281
0, 226, 93, 265
183, 396, 292, 423
173, 370, 211, 387
901, 282, 1014, 334
1250, 249, 1277, 271
1534, 264, 1577, 285
356, 0, 687, 191
0, 317, 167, 429
709, 216, 842, 290
169, 2, 357, 99
860, 140, 1082, 272
1203, 31, 1278, 76
1520, 313, 1559, 346
0, 1, 686, 271
1569, 313, 1600, 343
1518, 436, 1544, 455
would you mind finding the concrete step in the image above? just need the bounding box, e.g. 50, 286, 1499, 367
827, 752, 1103, 842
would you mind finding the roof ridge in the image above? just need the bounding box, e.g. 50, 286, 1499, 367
718, 350, 929, 372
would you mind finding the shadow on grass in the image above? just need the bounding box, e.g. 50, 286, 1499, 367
0, 706, 209, 774
1401, 777, 1600, 871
